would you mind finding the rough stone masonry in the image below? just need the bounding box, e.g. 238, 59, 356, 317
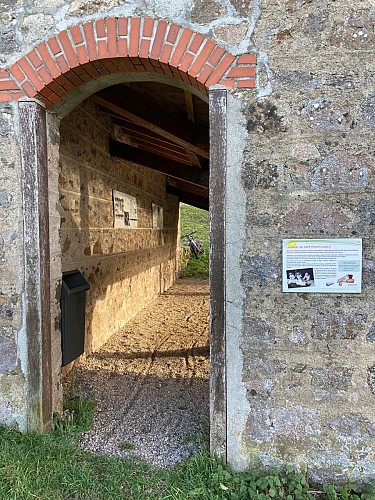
0, 0, 374, 485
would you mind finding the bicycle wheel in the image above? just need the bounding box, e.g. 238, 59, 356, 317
189, 240, 199, 259
194, 239, 205, 254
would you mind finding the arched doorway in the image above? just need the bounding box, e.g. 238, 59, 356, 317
4, 17, 256, 459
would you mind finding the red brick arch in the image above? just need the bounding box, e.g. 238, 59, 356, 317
0, 17, 256, 107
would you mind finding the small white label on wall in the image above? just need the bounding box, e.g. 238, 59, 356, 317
282, 239, 362, 293
113, 190, 138, 228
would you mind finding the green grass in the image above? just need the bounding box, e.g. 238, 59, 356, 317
0, 398, 374, 499
180, 203, 209, 278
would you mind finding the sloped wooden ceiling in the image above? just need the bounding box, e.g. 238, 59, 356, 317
91, 81, 209, 210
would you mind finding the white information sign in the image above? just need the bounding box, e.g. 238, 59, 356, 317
282, 239, 362, 293
113, 190, 138, 228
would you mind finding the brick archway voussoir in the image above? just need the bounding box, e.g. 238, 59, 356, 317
0, 17, 256, 107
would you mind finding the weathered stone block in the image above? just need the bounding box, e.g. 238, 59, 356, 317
272, 406, 321, 441
311, 365, 352, 391
307, 452, 353, 485
20, 14, 55, 46
0, 26, 18, 63
242, 316, 276, 351
303, 10, 328, 36
289, 142, 321, 161
311, 152, 373, 191
330, 414, 375, 442
330, 9, 375, 50
244, 378, 273, 399
300, 97, 354, 130
361, 95, 375, 128
229, 0, 253, 17
322, 73, 356, 90
242, 160, 279, 189
0, 327, 17, 372
0, 192, 10, 208
288, 326, 308, 344
245, 405, 273, 443
0, 110, 13, 140
311, 312, 367, 341
366, 323, 375, 342
0, 293, 18, 321
68, 0, 127, 16
281, 201, 348, 232
243, 359, 288, 399
214, 24, 248, 46
356, 199, 375, 226
274, 69, 320, 89
367, 365, 375, 395
191, 0, 227, 23
241, 254, 278, 286
0, 234, 3, 261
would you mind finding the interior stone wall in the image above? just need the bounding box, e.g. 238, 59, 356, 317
59, 99, 179, 354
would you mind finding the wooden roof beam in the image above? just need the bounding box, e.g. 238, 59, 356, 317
167, 184, 208, 211
91, 86, 209, 159
109, 139, 209, 189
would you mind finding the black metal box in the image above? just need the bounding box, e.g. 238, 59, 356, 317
61, 270, 90, 366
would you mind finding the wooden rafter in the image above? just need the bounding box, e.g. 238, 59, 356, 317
184, 91, 195, 123
113, 124, 192, 165
109, 139, 209, 189
91, 85, 209, 159
167, 184, 208, 210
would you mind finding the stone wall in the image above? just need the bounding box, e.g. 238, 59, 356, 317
234, 0, 375, 484
59, 99, 179, 354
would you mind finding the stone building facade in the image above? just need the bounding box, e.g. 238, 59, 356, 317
0, 0, 374, 485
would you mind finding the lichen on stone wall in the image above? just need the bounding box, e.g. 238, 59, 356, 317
242, 159, 279, 189
245, 100, 286, 134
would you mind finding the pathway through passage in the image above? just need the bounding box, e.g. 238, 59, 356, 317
67, 278, 210, 467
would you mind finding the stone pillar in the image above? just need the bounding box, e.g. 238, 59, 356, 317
18, 100, 52, 431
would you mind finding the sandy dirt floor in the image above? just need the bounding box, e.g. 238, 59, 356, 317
66, 278, 210, 467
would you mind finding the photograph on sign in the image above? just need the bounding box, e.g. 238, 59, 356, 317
113, 190, 138, 228
282, 239, 362, 293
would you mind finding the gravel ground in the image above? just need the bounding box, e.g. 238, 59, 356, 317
66, 278, 210, 468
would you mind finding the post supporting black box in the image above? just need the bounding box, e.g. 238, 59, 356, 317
61, 270, 90, 366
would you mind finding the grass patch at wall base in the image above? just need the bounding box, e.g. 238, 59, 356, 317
0, 398, 374, 499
